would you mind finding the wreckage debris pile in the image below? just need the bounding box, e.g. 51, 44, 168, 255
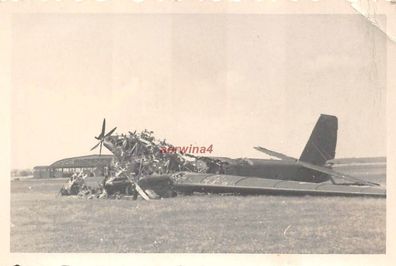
59, 171, 133, 199
60, 129, 225, 199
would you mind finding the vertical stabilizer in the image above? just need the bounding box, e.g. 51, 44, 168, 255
299, 114, 338, 166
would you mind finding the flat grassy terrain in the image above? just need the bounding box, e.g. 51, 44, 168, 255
10, 177, 385, 253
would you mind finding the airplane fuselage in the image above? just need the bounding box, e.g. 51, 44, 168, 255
213, 158, 330, 183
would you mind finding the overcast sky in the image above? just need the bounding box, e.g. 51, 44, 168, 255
11, 14, 387, 169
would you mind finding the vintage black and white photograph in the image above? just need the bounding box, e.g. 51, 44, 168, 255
4, 0, 395, 260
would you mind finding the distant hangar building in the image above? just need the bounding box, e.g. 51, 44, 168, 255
33, 154, 114, 178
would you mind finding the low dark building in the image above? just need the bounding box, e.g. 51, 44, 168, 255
33, 166, 51, 178
33, 155, 114, 178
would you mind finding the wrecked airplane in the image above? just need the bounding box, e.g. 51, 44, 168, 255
60, 115, 386, 200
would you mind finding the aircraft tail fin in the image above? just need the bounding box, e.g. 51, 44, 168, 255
299, 114, 338, 166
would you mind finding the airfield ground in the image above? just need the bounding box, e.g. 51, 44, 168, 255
11, 175, 385, 253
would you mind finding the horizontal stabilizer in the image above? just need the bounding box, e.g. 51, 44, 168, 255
254, 146, 297, 161
296, 160, 380, 186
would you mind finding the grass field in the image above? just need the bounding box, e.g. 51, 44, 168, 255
10, 176, 385, 253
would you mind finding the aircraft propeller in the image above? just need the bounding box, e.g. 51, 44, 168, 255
90, 118, 117, 155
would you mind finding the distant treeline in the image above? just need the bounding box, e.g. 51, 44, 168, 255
11, 169, 33, 177
328, 157, 386, 165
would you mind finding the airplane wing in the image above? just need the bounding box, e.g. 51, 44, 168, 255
162, 172, 385, 198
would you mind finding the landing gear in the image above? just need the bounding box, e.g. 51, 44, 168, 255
125, 183, 138, 200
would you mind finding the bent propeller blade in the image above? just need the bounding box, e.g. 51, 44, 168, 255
90, 141, 101, 151
104, 127, 117, 138
99, 118, 106, 139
